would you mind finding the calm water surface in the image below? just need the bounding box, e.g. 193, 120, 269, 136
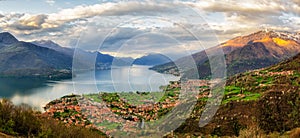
0, 66, 179, 110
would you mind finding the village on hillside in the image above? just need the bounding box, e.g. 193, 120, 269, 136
43, 80, 211, 135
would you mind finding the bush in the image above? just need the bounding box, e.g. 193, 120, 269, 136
0, 99, 106, 138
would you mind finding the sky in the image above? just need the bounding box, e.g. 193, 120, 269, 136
0, 0, 299, 58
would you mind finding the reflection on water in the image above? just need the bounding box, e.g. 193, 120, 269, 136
0, 66, 179, 110
0, 78, 49, 98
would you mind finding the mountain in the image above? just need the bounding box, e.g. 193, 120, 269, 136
32, 39, 114, 70
0, 32, 72, 80
8, 35, 113, 79
151, 30, 300, 79
0, 32, 18, 46
31, 40, 74, 56
112, 57, 135, 66
133, 53, 171, 66
172, 52, 300, 137
95, 52, 113, 69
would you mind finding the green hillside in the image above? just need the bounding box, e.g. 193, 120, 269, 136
172, 52, 300, 137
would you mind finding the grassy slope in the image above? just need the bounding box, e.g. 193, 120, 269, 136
172, 53, 300, 137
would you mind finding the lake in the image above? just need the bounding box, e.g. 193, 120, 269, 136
0, 65, 179, 110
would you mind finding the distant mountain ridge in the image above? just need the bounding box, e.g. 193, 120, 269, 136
0, 32, 172, 79
32, 39, 172, 68
133, 53, 171, 66
0, 32, 118, 79
112, 57, 135, 66
31, 40, 114, 70
151, 30, 300, 79
31, 40, 74, 56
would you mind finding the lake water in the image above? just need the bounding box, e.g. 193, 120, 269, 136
0, 66, 179, 110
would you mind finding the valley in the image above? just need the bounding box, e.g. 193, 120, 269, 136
1, 30, 300, 137
1, 1, 300, 137
42, 44, 300, 137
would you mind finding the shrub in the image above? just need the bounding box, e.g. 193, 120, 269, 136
0, 99, 106, 137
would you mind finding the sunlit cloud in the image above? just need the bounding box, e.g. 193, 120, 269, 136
0, 0, 299, 57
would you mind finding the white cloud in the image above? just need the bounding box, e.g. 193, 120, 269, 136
46, 0, 55, 5
0, 0, 299, 57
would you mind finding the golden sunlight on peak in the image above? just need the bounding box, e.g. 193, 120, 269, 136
220, 34, 297, 48
272, 38, 294, 46
253, 36, 272, 43
220, 37, 247, 47
221, 40, 244, 47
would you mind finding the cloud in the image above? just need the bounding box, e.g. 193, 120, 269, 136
190, 1, 285, 24
100, 1, 177, 16
0, 0, 299, 57
46, 0, 55, 5
10, 14, 48, 30
0, 2, 171, 27
46, 1, 177, 26
179, 0, 300, 42
0, 1, 179, 35
75, 20, 218, 58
